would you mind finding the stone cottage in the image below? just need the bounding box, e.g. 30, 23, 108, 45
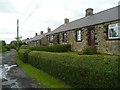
26, 27, 51, 46
27, 5, 120, 55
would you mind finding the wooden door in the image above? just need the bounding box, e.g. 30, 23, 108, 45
88, 29, 95, 47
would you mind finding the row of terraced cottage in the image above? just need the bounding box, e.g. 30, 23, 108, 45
24, 5, 120, 55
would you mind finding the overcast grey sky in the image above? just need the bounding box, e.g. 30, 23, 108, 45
0, 0, 119, 44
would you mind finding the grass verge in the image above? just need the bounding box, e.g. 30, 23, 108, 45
15, 54, 71, 88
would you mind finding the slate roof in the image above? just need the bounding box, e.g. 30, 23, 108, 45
49, 5, 119, 35
32, 34, 46, 41
27, 32, 51, 42
26, 38, 33, 42
27, 5, 119, 42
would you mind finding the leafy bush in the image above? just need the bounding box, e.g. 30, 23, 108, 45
18, 49, 31, 63
28, 51, 119, 88
4, 44, 11, 51
1, 46, 10, 53
20, 45, 29, 49
2, 46, 7, 52
0, 43, 11, 53
81, 46, 97, 55
29, 44, 71, 52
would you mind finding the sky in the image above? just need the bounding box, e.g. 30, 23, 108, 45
0, 0, 119, 44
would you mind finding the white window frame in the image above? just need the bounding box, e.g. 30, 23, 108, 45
108, 23, 120, 39
50, 35, 54, 42
76, 30, 82, 41
62, 32, 67, 42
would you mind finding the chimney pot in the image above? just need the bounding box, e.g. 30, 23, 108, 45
48, 27, 51, 32
40, 31, 44, 34
85, 8, 93, 17
35, 33, 38, 36
64, 18, 69, 24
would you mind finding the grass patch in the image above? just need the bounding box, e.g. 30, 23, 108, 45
15, 54, 71, 88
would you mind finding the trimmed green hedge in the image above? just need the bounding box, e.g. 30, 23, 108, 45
4, 45, 11, 51
28, 51, 119, 88
20, 45, 29, 49
2, 46, 7, 52
29, 44, 71, 52
1, 45, 12, 53
81, 46, 97, 55
18, 49, 31, 63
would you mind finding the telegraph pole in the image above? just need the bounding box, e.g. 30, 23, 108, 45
17, 19, 19, 49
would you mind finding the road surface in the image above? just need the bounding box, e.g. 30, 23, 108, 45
0, 49, 40, 89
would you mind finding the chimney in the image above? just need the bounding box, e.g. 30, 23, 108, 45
64, 18, 69, 24
40, 31, 44, 34
35, 33, 38, 36
48, 27, 51, 32
85, 8, 93, 17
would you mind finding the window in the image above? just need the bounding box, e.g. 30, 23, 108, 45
108, 23, 120, 39
62, 32, 67, 42
49, 35, 54, 43
36, 41, 39, 46
76, 30, 82, 41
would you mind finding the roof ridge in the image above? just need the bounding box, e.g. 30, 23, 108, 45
69, 5, 119, 24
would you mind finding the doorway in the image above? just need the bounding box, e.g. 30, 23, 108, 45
56, 34, 60, 44
88, 29, 95, 47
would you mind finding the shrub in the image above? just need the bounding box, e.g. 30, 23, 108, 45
28, 51, 119, 88
4, 45, 11, 51
18, 49, 31, 63
81, 46, 97, 55
20, 45, 29, 49
29, 44, 71, 52
2, 46, 7, 52
0, 44, 12, 53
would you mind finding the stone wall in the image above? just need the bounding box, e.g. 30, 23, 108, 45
67, 28, 88, 52
28, 41, 35, 46
41, 36, 49, 46
51, 28, 89, 52
51, 32, 68, 45
95, 21, 120, 55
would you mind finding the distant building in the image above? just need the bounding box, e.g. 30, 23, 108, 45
27, 5, 120, 55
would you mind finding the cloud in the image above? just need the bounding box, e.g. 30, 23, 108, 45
0, 13, 17, 31
0, 31, 16, 44
0, 0, 119, 44
0, 0, 17, 13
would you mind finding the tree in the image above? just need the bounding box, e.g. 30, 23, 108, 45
0, 40, 6, 46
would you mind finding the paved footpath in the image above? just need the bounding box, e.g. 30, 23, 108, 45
0, 49, 40, 89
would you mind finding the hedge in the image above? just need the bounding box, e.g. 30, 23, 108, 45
4, 45, 11, 51
2, 46, 7, 52
28, 44, 71, 52
20, 45, 29, 49
28, 51, 119, 88
18, 49, 31, 63
81, 46, 97, 55
0, 45, 11, 53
